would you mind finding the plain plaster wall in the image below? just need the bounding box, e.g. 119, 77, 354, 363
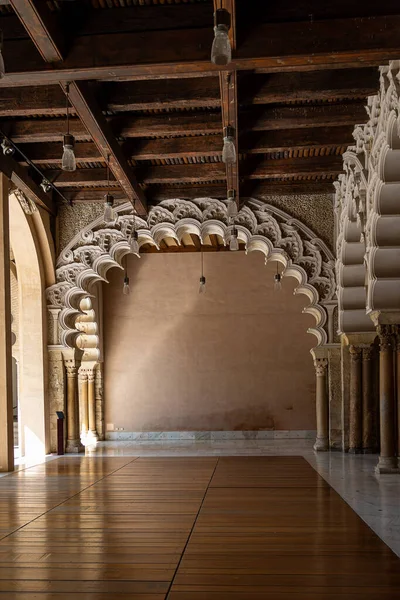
103, 251, 316, 432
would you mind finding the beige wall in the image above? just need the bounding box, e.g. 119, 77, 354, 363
103, 251, 316, 432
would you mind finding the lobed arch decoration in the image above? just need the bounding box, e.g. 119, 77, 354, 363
46, 198, 336, 348
336, 60, 400, 331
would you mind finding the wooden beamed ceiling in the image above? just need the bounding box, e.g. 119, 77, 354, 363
0, 0, 393, 210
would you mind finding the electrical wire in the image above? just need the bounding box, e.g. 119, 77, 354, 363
0, 130, 71, 205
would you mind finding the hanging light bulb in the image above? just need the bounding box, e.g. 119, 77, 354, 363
123, 274, 130, 296
0, 30, 5, 79
40, 178, 52, 193
211, 9, 231, 66
230, 227, 239, 251
222, 126, 236, 165
129, 229, 140, 255
274, 264, 282, 292
199, 247, 206, 294
62, 84, 76, 172
1, 138, 14, 156
227, 189, 237, 218
103, 193, 115, 223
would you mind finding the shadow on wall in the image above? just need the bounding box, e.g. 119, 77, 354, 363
103, 251, 316, 432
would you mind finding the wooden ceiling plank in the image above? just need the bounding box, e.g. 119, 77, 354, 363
18, 127, 353, 165
67, 81, 147, 215
65, 180, 335, 204
6, 103, 365, 144
47, 156, 342, 188
2, 15, 400, 85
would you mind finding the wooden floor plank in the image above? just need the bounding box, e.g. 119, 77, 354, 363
0, 456, 399, 599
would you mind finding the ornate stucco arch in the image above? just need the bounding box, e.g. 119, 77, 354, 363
46, 198, 336, 349
336, 61, 400, 329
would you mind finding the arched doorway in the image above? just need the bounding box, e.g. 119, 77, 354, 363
9, 191, 55, 459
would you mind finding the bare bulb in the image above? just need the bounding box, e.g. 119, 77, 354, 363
230, 230, 239, 252
104, 202, 115, 223
199, 275, 206, 294
211, 25, 231, 66
123, 276, 130, 296
274, 273, 282, 292
62, 134, 76, 172
129, 230, 140, 255
222, 135, 236, 164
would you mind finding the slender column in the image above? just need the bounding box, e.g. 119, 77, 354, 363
349, 345, 363, 453
0, 173, 14, 472
395, 326, 400, 458
376, 325, 398, 473
65, 364, 82, 453
87, 370, 98, 443
362, 346, 375, 453
79, 371, 89, 444
313, 357, 329, 452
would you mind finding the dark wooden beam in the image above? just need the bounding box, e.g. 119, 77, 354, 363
6, 103, 365, 144
0, 69, 377, 118
2, 15, 400, 85
9, 0, 64, 62
65, 179, 334, 203
0, 152, 55, 215
64, 82, 147, 215
48, 155, 342, 188
19, 127, 353, 165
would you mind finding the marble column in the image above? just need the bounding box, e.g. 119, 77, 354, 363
313, 357, 329, 452
349, 345, 363, 453
0, 172, 14, 472
87, 369, 98, 443
376, 325, 398, 473
79, 370, 89, 444
362, 346, 375, 453
65, 363, 83, 453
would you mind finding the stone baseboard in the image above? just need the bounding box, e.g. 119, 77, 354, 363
105, 430, 316, 441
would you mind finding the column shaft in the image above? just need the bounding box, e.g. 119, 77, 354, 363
362, 346, 375, 453
0, 173, 14, 472
349, 345, 363, 453
313, 358, 329, 452
79, 372, 89, 443
396, 329, 400, 457
87, 372, 98, 442
65, 366, 82, 453
376, 326, 398, 473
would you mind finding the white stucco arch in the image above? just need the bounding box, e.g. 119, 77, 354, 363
47, 198, 336, 349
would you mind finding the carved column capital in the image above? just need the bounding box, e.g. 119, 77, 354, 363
349, 345, 363, 362
314, 357, 328, 377
362, 346, 375, 361
377, 325, 393, 352
65, 363, 78, 378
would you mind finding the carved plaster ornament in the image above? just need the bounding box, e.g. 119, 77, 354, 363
14, 189, 37, 215
47, 198, 337, 349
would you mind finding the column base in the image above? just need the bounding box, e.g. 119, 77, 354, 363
65, 438, 84, 453
348, 447, 363, 454
313, 437, 329, 452
375, 456, 400, 474
362, 447, 377, 454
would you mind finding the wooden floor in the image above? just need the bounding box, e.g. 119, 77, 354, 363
0, 456, 399, 599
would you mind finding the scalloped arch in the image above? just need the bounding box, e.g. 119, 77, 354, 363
47, 198, 336, 348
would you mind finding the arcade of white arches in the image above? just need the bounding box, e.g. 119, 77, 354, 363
1, 1, 400, 598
